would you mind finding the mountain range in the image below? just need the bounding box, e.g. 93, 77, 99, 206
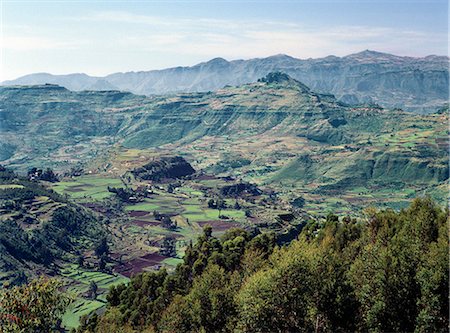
2, 50, 448, 113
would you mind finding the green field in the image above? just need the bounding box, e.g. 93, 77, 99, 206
62, 299, 105, 329
0, 184, 24, 189
181, 202, 245, 222
53, 176, 123, 201
60, 264, 129, 329
124, 200, 160, 212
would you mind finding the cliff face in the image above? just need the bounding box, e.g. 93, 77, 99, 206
3, 51, 448, 113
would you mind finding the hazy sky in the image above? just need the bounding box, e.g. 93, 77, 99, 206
1, 0, 448, 80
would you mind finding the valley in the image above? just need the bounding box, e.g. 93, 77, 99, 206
0, 157, 301, 329
0, 72, 448, 331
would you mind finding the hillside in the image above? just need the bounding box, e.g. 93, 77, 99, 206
0, 73, 447, 213
0, 166, 105, 283
2, 51, 448, 113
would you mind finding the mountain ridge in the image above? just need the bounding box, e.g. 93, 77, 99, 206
3, 50, 448, 113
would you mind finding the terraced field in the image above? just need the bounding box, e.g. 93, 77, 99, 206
60, 264, 129, 329
0, 184, 24, 189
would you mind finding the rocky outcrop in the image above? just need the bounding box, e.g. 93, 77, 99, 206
132, 156, 195, 181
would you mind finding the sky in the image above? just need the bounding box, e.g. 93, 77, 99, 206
0, 0, 448, 80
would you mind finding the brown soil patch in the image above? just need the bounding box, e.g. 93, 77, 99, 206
140, 253, 166, 261
344, 196, 364, 204
197, 220, 240, 232
81, 203, 108, 213
114, 252, 168, 277
195, 174, 216, 181
128, 210, 150, 217
435, 138, 449, 149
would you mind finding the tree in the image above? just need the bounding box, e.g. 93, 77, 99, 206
98, 254, 107, 271
153, 210, 162, 220
106, 284, 127, 307
348, 198, 447, 332
161, 215, 177, 230
187, 265, 238, 332
89, 281, 98, 299
234, 201, 241, 210
95, 237, 109, 257
167, 183, 176, 193
77, 255, 84, 268
291, 196, 305, 208
160, 237, 177, 257
216, 197, 226, 209
236, 250, 312, 332
0, 277, 71, 332
207, 199, 216, 209
158, 295, 193, 332
41, 168, 59, 182
415, 223, 449, 332
203, 225, 213, 239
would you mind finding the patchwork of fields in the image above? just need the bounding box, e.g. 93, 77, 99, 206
50, 171, 267, 328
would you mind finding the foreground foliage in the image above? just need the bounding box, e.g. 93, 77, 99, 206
0, 277, 71, 332
75, 197, 448, 333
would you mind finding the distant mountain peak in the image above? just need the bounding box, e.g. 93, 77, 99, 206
205, 57, 229, 65
257, 72, 310, 90
266, 54, 296, 60
345, 49, 404, 61
354, 49, 386, 56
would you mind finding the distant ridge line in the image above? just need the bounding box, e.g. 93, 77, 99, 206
2, 50, 448, 113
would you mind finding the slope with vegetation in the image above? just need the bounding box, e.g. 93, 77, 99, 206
71, 198, 448, 333
0, 166, 105, 284
0, 165, 130, 330
0, 277, 70, 332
